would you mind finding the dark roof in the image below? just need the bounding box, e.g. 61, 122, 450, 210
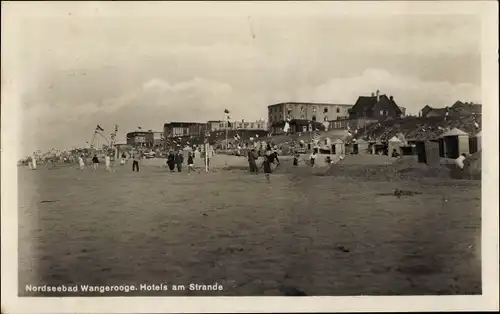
164, 122, 206, 127
451, 101, 482, 114
350, 94, 402, 115
126, 131, 152, 136
426, 108, 448, 116
268, 102, 352, 108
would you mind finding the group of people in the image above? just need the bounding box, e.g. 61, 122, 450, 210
247, 147, 281, 182
165, 150, 197, 174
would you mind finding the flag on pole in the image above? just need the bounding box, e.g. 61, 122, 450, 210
138, 126, 142, 130
96, 124, 104, 132
224, 109, 232, 127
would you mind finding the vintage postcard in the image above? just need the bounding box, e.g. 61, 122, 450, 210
1, 1, 498, 313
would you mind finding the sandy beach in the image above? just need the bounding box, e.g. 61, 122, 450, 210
18, 160, 481, 296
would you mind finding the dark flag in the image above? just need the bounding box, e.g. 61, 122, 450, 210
96, 125, 104, 132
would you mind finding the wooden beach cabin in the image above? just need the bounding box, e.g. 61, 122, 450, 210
388, 136, 403, 156
440, 128, 469, 158
469, 130, 481, 154
332, 138, 345, 155
352, 138, 369, 155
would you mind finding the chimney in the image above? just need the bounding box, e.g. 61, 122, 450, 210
390, 95, 394, 101
376, 90, 380, 102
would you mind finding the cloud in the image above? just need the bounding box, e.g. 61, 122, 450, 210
20, 69, 480, 157
294, 69, 481, 113
142, 77, 233, 95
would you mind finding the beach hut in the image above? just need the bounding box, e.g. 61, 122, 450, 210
388, 136, 403, 156
332, 138, 345, 155
440, 128, 469, 159
469, 130, 481, 154
353, 138, 369, 155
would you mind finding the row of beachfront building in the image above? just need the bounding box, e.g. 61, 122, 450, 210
121, 90, 480, 151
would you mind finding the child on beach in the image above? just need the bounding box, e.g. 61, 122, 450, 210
293, 153, 301, 166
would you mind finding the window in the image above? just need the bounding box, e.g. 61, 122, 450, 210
324, 139, 328, 145
336, 107, 340, 113
313, 107, 317, 113
300, 106, 305, 113
301, 114, 305, 119
312, 115, 317, 121
302, 126, 307, 132
250, 123, 255, 129
324, 107, 328, 113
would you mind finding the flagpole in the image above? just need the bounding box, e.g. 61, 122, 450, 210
225, 114, 228, 152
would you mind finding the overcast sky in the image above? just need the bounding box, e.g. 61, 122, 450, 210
5, 2, 482, 156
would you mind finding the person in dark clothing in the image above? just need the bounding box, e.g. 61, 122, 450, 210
247, 150, 254, 173
132, 151, 141, 172
247, 149, 258, 174
267, 151, 280, 171
187, 152, 196, 174
260, 154, 273, 183
293, 153, 300, 166
391, 149, 400, 158
167, 151, 175, 172
92, 155, 99, 171
175, 151, 184, 172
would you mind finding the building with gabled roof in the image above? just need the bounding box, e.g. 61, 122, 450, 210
348, 90, 403, 120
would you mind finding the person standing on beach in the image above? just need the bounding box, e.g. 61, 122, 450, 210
132, 150, 140, 172
105, 154, 112, 172
167, 150, 175, 172
187, 152, 197, 174
92, 154, 99, 171
120, 152, 127, 165
31, 152, 37, 170
78, 154, 85, 171
175, 150, 184, 172
247, 149, 256, 174
309, 151, 317, 167
260, 153, 273, 183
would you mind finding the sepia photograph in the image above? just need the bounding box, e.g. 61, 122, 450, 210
2, 1, 498, 313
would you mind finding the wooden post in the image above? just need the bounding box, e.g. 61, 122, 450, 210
205, 143, 209, 172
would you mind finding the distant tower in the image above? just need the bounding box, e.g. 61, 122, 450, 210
376, 90, 380, 102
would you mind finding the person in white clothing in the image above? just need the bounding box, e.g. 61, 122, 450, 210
309, 151, 318, 167
105, 154, 112, 172
78, 155, 85, 171
455, 153, 467, 169
31, 153, 37, 170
